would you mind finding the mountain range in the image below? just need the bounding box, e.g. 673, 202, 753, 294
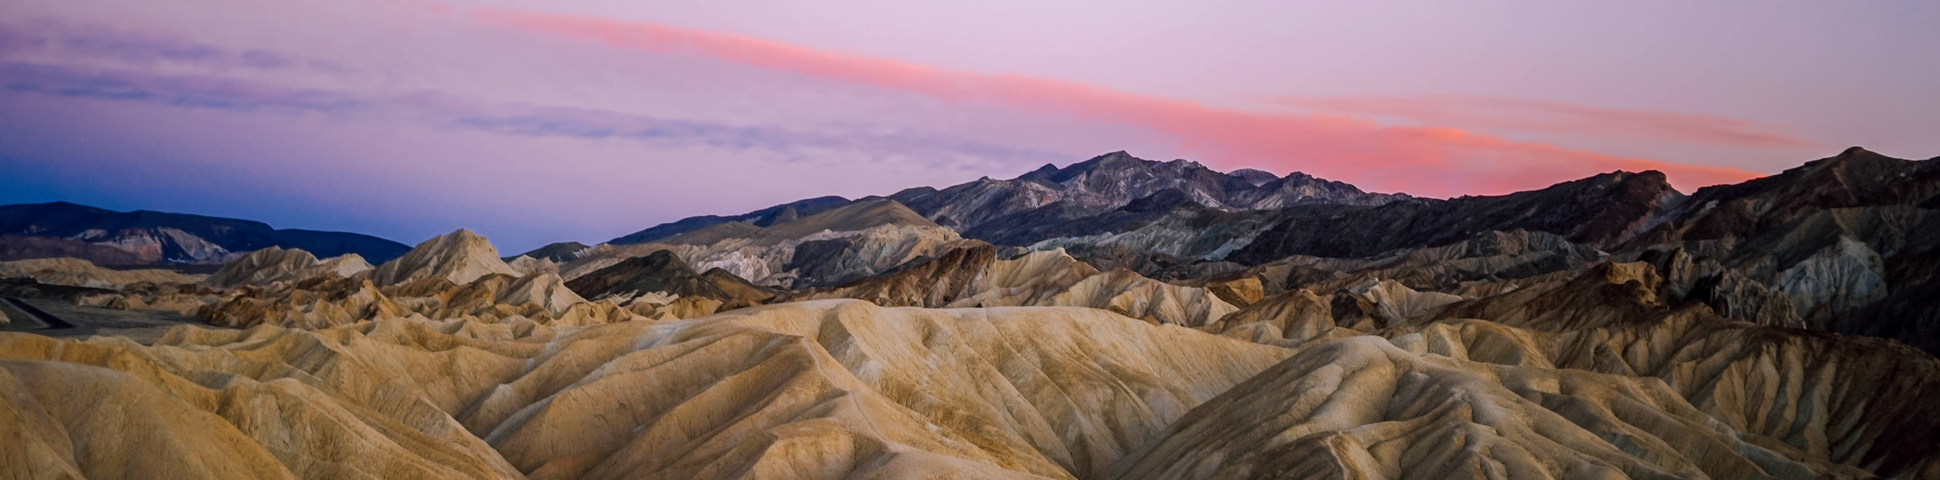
0, 202, 410, 265
3, 146, 1940, 479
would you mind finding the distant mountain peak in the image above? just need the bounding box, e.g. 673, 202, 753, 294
1228, 169, 1279, 186
0, 201, 409, 264
613, 150, 1404, 249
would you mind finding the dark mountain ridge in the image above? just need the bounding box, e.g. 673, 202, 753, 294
612, 151, 1405, 246
610, 196, 852, 245
1228, 169, 1682, 263
0, 201, 410, 264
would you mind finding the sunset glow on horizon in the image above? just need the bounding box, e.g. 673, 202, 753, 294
2, 0, 1934, 251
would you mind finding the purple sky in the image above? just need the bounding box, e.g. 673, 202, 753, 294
3, 0, 1935, 253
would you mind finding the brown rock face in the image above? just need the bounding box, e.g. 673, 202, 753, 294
564, 250, 776, 310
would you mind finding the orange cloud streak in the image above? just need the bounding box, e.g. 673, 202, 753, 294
468, 8, 1765, 196
1281, 95, 1817, 148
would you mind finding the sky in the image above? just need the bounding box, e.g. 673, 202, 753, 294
2, 0, 1935, 253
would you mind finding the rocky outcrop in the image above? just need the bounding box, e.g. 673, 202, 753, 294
367, 229, 521, 286
1618, 148, 1940, 354
203, 247, 374, 288
1230, 170, 1681, 263
814, 246, 1238, 327
202, 271, 640, 330
1044, 269, 1237, 328
564, 250, 776, 310
565, 200, 961, 289
511, 241, 591, 262
504, 255, 560, 277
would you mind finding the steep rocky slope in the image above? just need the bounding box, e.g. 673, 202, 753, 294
1623, 147, 1940, 352
512, 241, 593, 263
366, 229, 522, 286
1228, 170, 1681, 263
202, 247, 373, 288
564, 250, 778, 310
567, 200, 961, 289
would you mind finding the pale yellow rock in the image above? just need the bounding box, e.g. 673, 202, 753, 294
493, 273, 584, 316
1046, 269, 1237, 327
315, 253, 375, 279
367, 229, 521, 286
506, 255, 561, 277
1342, 277, 1465, 327
0, 300, 1289, 480
5, 253, 1938, 480
1112, 335, 1868, 480
948, 248, 1101, 307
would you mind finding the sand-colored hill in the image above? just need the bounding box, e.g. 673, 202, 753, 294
367, 229, 521, 286
815, 246, 1236, 327
1199, 260, 1940, 478
203, 247, 373, 288
0, 300, 1289, 480
10, 294, 1931, 479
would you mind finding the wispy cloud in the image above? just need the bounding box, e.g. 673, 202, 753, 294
430, 101, 1068, 170
1, 62, 363, 114
0, 52, 1063, 173
1279, 95, 1817, 148
0, 21, 342, 73
466, 8, 1766, 195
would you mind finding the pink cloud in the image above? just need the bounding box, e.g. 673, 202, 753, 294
466, 8, 1766, 196
1279, 95, 1817, 148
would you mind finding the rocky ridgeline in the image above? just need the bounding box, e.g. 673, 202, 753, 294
0, 147, 1937, 478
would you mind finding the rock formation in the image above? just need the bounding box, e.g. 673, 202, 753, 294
367, 229, 522, 286
564, 200, 961, 289
813, 245, 1240, 327
203, 246, 373, 288
564, 250, 776, 310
